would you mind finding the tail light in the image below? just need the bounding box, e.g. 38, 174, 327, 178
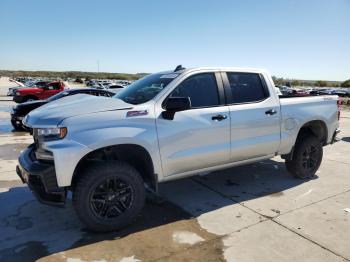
337, 97, 341, 121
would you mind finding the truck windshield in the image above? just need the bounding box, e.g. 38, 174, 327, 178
114, 73, 179, 105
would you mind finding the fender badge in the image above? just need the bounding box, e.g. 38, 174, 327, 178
126, 110, 148, 117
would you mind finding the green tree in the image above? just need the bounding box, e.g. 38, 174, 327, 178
341, 79, 350, 87
315, 80, 328, 87
291, 80, 301, 86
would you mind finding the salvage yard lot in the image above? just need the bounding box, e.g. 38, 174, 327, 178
0, 97, 349, 261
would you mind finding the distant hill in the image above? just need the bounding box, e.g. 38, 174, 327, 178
0, 70, 148, 81
272, 76, 343, 87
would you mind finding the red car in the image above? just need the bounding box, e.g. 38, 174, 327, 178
13, 81, 66, 103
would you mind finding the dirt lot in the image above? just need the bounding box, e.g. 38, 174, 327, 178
0, 82, 350, 261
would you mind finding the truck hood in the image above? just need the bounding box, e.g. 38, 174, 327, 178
23, 94, 133, 127
16, 99, 47, 108
14, 100, 47, 116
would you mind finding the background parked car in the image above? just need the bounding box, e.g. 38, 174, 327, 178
13, 81, 65, 103
11, 88, 114, 130
106, 84, 125, 94
286, 88, 309, 96
7, 80, 49, 96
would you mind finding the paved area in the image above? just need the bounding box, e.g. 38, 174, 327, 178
0, 82, 349, 261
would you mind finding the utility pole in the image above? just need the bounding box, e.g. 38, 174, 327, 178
97, 60, 100, 74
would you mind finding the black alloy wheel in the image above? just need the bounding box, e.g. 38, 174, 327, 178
90, 177, 134, 219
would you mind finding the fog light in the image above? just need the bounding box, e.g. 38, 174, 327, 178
35, 149, 54, 161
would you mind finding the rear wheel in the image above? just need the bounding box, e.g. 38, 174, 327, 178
73, 161, 145, 232
285, 135, 323, 179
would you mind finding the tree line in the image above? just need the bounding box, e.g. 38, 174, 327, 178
0, 70, 147, 81
272, 76, 350, 88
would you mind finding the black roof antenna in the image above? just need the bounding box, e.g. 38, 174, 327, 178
174, 65, 185, 72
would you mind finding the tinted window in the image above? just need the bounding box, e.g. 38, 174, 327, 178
101, 91, 113, 97
51, 83, 60, 90
226, 72, 268, 103
36, 81, 48, 88
170, 73, 219, 108
46, 83, 60, 90
109, 85, 123, 89
90, 91, 101, 96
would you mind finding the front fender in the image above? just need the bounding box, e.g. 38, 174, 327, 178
55, 110, 163, 186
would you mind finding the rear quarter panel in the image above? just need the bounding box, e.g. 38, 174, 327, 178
279, 95, 339, 155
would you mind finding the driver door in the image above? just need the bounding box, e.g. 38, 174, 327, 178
156, 72, 231, 177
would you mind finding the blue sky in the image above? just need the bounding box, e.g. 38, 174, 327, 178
0, 0, 349, 80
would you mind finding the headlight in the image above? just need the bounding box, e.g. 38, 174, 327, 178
15, 91, 20, 96
36, 127, 67, 141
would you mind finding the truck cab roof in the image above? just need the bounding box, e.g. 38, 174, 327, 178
164, 66, 268, 75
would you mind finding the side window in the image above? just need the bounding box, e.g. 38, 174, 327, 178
36, 82, 47, 88
52, 83, 60, 90
226, 72, 269, 103
170, 73, 219, 108
101, 91, 112, 97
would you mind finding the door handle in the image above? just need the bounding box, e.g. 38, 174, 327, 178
265, 109, 277, 115
212, 114, 227, 121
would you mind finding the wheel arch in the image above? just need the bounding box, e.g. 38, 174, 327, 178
24, 94, 39, 101
297, 120, 328, 145
71, 143, 158, 192
282, 119, 328, 160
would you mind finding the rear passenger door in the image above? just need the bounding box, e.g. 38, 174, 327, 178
156, 72, 231, 176
222, 72, 280, 162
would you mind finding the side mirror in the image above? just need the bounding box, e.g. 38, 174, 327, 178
162, 97, 191, 120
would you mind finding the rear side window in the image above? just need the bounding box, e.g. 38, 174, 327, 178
47, 83, 60, 90
170, 73, 219, 108
226, 72, 269, 103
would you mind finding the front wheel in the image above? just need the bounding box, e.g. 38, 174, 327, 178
285, 135, 323, 179
73, 161, 145, 232
23, 96, 38, 102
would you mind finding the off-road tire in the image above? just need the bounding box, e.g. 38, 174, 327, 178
285, 135, 323, 179
73, 161, 145, 232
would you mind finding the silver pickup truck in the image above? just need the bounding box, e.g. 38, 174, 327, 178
17, 66, 340, 232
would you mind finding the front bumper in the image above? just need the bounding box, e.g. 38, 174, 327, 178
17, 144, 66, 206
13, 95, 25, 103
11, 114, 24, 126
331, 128, 341, 144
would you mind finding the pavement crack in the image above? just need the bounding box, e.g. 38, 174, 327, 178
273, 189, 350, 218
192, 177, 268, 218
271, 219, 350, 261
324, 158, 350, 166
